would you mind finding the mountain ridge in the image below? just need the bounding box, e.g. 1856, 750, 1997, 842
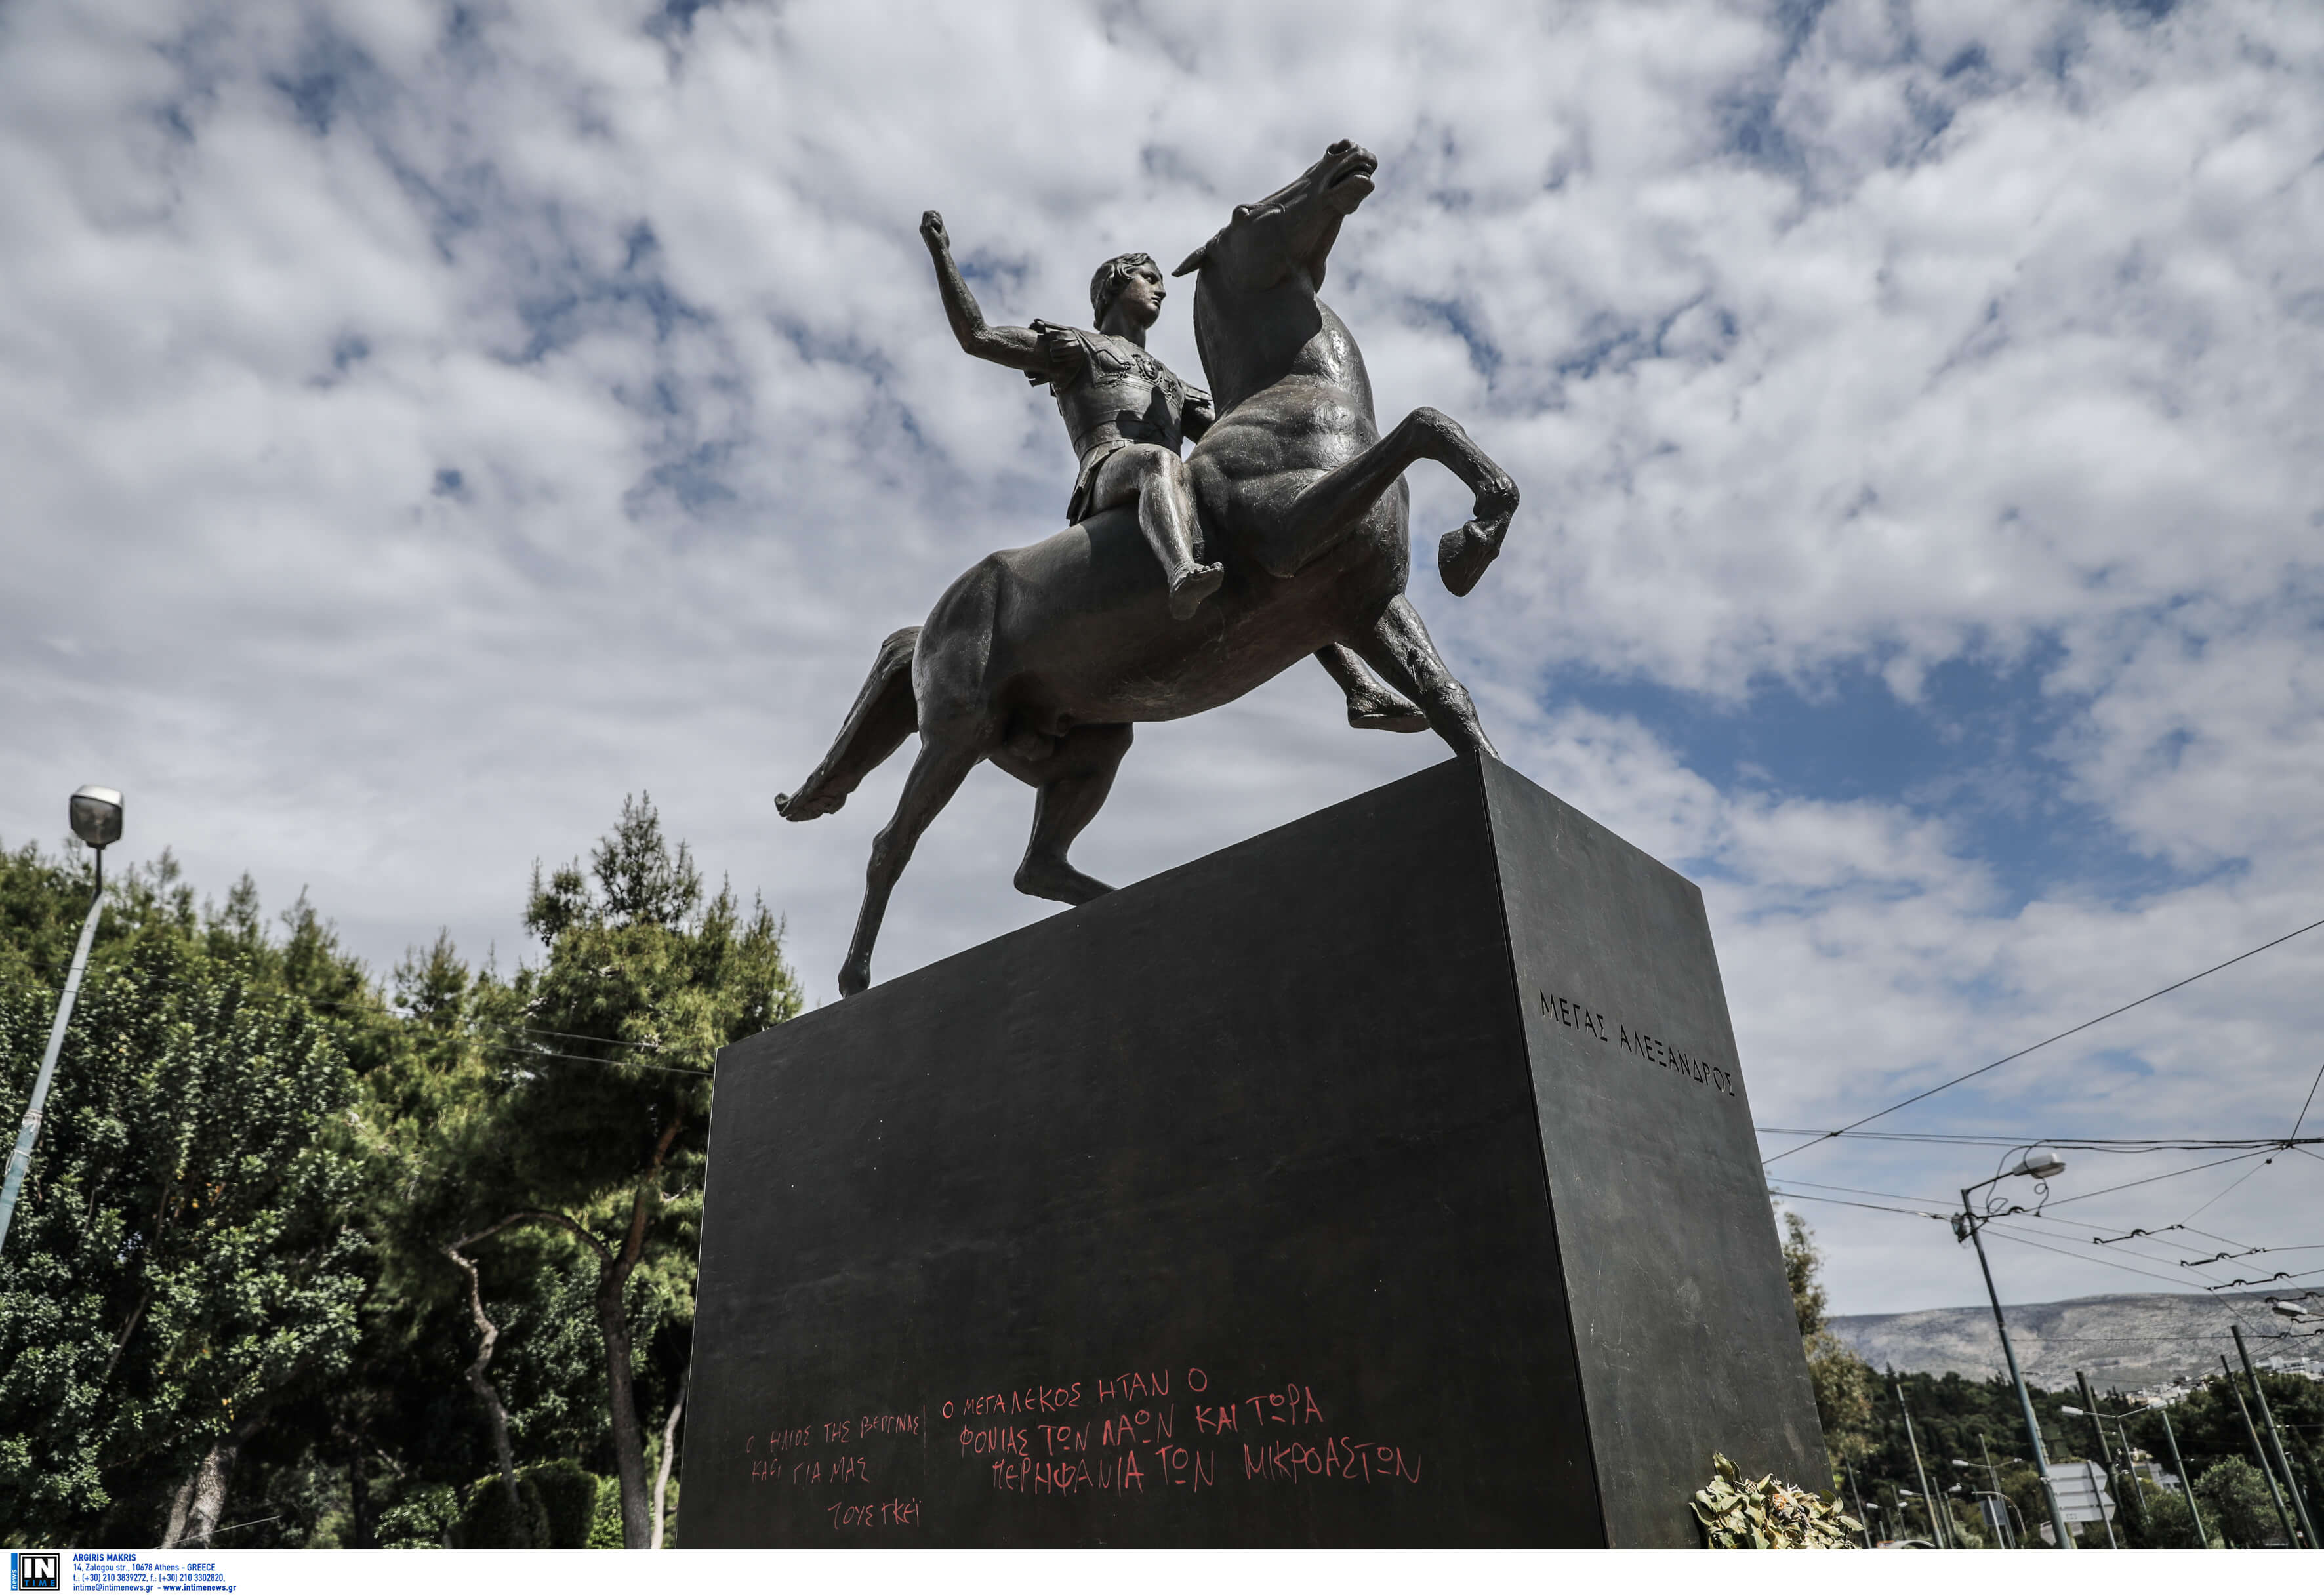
1829, 1290, 2321, 1390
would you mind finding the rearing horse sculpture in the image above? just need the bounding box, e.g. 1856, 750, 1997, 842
778, 142, 1520, 996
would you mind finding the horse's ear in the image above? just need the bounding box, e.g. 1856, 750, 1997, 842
1170, 244, 1207, 277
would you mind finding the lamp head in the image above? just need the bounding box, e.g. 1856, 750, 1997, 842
2060, 1405, 2085, 1416
70, 786, 123, 850
2007, 1151, 2066, 1180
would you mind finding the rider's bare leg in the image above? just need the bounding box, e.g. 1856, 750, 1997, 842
1091, 444, 1223, 620
1315, 645, 1425, 733
1350, 595, 1498, 760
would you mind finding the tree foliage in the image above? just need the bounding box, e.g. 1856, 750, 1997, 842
0, 797, 800, 1548
1782, 1211, 1877, 1466
0, 856, 370, 1544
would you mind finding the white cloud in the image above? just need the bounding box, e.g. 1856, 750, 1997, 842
3, 0, 2321, 1313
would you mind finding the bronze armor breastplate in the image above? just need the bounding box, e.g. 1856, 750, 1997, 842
1053, 334, 1187, 462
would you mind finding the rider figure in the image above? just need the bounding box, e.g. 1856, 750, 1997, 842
918, 212, 1427, 731
922, 212, 1223, 619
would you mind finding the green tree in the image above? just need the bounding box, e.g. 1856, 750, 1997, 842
2197, 1457, 2287, 1547
434, 796, 800, 1546
0, 849, 370, 1545
1780, 1210, 1877, 1466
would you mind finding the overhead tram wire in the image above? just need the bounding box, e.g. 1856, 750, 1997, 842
1761, 912, 2324, 1166
1775, 1163, 2324, 1351
2291, 1053, 2324, 1141
1755, 1128, 2321, 1153
1774, 1175, 2324, 1293
1768, 1191, 2324, 1334
2176, 1156, 2278, 1225
475, 1036, 713, 1079
1764, 1189, 1944, 1219
2033, 1148, 2280, 1210
1763, 1185, 2259, 1293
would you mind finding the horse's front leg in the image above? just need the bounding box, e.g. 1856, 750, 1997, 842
1249, 407, 1519, 592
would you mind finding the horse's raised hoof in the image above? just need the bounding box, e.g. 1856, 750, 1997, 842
837, 954, 872, 998
1014, 857, 1115, 906
1347, 693, 1427, 733
1168, 562, 1226, 620
1438, 515, 1509, 597
775, 784, 844, 821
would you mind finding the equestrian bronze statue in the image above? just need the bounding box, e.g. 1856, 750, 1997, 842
779, 142, 1520, 996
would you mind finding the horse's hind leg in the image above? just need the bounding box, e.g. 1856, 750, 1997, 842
838, 727, 987, 997
998, 723, 1132, 906
1350, 596, 1499, 761
1315, 645, 1426, 733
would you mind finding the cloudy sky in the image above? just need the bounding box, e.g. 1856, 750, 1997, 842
5, 0, 2322, 1319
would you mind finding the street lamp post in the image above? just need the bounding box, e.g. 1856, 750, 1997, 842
2062, 1392, 2155, 1544
1955, 1150, 2076, 1549
2232, 1322, 2317, 1548
2222, 1351, 2304, 1547
1894, 1379, 1947, 1548
0, 787, 121, 1254
1963, 1434, 2022, 1548
2146, 1398, 2207, 1546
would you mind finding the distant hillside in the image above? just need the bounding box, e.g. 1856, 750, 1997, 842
1829, 1292, 2318, 1391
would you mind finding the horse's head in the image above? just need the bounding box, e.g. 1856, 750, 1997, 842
1172, 139, 1376, 295
1172, 142, 1378, 413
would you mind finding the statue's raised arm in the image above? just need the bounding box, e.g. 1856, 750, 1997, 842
920, 211, 1059, 376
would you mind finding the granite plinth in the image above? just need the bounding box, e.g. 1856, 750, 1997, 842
682, 756, 1825, 1547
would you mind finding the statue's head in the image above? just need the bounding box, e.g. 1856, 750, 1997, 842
1090, 251, 1165, 331
1171, 140, 1376, 294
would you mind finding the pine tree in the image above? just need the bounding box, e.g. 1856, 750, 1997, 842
431, 796, 801, 1546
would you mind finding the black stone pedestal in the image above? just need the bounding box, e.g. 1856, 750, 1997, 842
682, 757, 1825, 1547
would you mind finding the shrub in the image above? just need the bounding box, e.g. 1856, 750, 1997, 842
526, 1459, 605, 1549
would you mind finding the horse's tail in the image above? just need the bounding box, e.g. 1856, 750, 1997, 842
775, 626, 921, 821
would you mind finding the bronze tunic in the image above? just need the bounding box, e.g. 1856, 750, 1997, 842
1029, 321, 1215, 522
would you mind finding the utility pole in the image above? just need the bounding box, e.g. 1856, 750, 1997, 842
1895, 1379, 1946, 1547
2223, 1354, 2299, 1547
2150, 1399, 2205, 1546
1959, 1185, 2075, 1549
2073, 1371, 2119, 1548
2232, 1325, 2317, 1549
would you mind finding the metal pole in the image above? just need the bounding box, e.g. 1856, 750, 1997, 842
2223, 1354, 2298, 1547
0, 849, 103, 1253
1978, 1433, 2015, 1548
1964, 1195, 2074, 1549
2233, 1324, 2317, 1548
2153, 1402, 2205, 1546
1896, 1380, 1946, 1547
1844, 1460, 1874, 1549
2075, 1372, 2119, 1548
2109, 1407, 2148, 1535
